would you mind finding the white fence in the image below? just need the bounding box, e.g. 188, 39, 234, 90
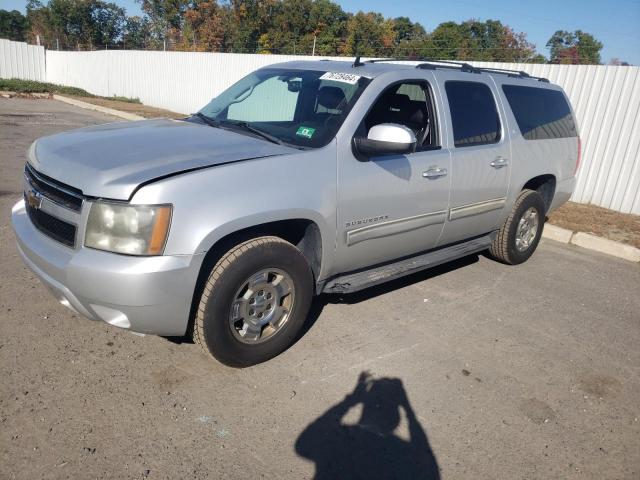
0, 39, 45, 81
1, 40, 639, 215
45, 50, 350, 114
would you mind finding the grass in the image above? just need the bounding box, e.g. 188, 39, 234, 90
0, 79, 140, 103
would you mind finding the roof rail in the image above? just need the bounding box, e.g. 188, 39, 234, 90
366, 58, 479, 74
365, 57, 549, 82
415, 59, 480, 74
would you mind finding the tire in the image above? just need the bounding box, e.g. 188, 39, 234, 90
488, 189, 546, 265
193, 236, 314, 367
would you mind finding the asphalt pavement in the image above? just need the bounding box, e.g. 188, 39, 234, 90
1, 98, 639, 479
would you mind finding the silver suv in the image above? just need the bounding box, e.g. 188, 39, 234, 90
12, 59, 580, 366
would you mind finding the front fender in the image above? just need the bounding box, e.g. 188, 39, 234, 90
131, 144, 338, 279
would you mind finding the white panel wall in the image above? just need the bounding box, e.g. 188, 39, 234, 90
45, 50, 351, 115
1, 42, 638, 214
0, 39, 46, 81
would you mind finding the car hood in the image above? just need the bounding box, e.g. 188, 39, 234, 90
29, 118, 295, 200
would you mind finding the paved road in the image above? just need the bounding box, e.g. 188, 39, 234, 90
1, 98, 639, 480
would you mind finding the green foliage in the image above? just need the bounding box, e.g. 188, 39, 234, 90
0, 79, 141, 103
415, 20, 537, 62
123, 15, 152, 49
0, 78, 93, 95
0, 9, 29, 41
343, 11, 396, 56
109, 95, 142, 103
25, 0, 125, 49
546, 30, 603, 64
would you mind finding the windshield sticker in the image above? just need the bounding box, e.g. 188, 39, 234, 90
319, 72, 362, 85
296, 126, 316, 139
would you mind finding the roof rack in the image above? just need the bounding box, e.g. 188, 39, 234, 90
477, 66, 550, 82
364, 58, 549, 82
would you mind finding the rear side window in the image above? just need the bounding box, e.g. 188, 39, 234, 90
445, 81, 501, 147
502, 85, 577, 140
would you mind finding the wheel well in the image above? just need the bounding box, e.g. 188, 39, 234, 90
185, 219, 322, 337
523, 175, 556, 213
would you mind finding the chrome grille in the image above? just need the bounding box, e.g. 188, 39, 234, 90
23, 164, 83, 248
25, 199, 77, 247
24, 163, 83, 211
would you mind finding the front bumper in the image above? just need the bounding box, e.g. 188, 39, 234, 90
11, 200, 205, 336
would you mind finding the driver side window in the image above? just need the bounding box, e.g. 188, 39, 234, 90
364, 81, 438, 150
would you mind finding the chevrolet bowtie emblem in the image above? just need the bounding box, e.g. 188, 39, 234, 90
26, 188, 43, 210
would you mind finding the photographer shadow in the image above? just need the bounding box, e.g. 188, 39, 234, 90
295, 372, 440, 480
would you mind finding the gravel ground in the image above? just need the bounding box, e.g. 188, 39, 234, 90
549, 201, 640, 249
1, 98, 639, 480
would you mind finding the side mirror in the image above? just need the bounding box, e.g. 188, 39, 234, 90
353, 123, 417, 158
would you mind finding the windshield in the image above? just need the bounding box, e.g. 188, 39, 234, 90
197, 68, 371, 148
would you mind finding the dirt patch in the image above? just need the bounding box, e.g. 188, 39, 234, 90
67, 95, 185, 119
519, 398, 557, 425
578, 374, 622, 398
548, 202, 640, 249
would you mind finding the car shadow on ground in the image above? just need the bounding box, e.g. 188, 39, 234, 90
300, 253, 480, 339
295, 370, 440, 480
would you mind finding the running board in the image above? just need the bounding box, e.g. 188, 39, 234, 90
321, 233, 496, 294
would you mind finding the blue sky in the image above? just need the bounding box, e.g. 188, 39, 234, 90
3, 0, 639, 63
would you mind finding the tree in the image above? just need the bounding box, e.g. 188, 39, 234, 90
546, 30, 603, 64
419, 21, 464, 59
421, 20, 537, 62
527, 53, 547, 64
343, 11, 396, 56
0, 9, 29, 41
392, 16, 425, 44
608, 58, 630, 66
180, 0, 225, 51
26, 0, 125, 49
497, 25, 537, 62
123, 15, 151, 49
137, 0, 191, 46
222, 0, 278, 53
259, 0, 348, 55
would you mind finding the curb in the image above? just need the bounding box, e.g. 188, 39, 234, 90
53, 95, 144, 121
542, 224, 640, 263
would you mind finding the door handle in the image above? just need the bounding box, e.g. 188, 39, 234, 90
490, 156, 509, 168
422, 167, 448, 179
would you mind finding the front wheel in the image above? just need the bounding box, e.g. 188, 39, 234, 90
193, 236, 314, 367
488, 189, 546, 265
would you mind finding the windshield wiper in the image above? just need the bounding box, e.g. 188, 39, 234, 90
221, 120, 286, 146
192, 112, 220, 128
192, 114, 290, 147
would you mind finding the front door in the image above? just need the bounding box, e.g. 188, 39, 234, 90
334, 79, 451, 273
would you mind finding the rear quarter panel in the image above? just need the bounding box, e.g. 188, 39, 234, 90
490, 75, 578, 220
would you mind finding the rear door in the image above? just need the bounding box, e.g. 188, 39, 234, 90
434, 74, 512, 245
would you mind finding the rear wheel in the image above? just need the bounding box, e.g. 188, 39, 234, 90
489, 189, 546, 265
193, 236, 313, 367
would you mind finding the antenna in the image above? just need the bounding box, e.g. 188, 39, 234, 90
352, 56, 364, 67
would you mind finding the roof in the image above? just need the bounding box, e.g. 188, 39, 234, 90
264, 59, 550, 83
265, 60, 417, 79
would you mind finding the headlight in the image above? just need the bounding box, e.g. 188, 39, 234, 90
85, 202, 172, 256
